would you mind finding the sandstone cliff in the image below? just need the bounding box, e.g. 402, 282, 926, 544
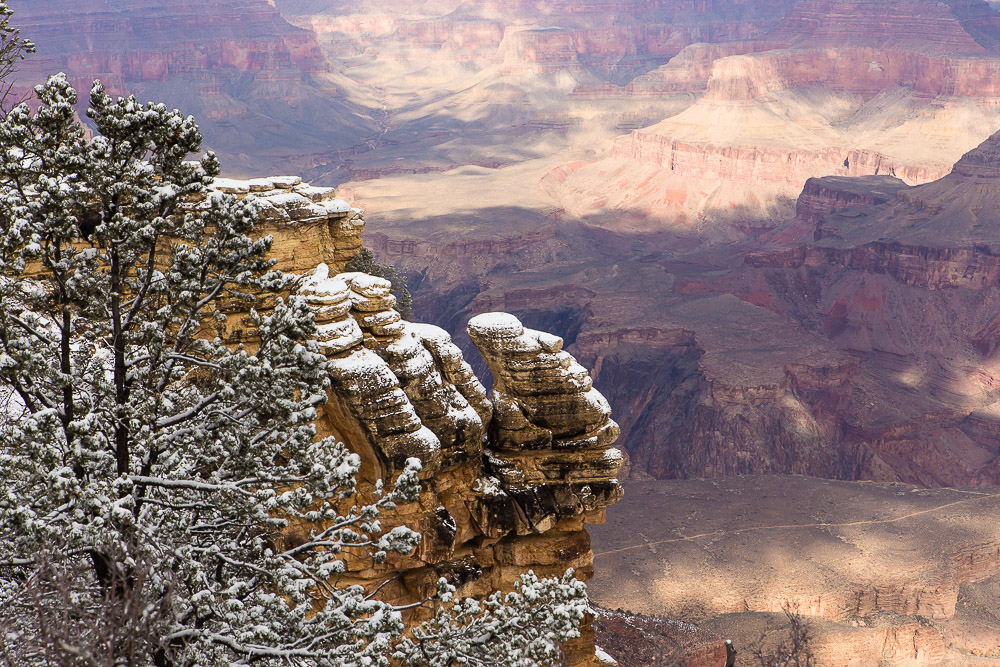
195, 175, 624, 665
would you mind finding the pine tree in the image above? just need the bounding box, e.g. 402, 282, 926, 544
0, 0, 33, 112
0, 73, 587, 665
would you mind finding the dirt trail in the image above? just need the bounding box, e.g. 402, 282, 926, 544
594, 488, 1000, 558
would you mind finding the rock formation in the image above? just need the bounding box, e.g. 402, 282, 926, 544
199, 175, 624, 665
794, 175, 908, 225
467, 312, 624, 527
354, 125, 1000, 490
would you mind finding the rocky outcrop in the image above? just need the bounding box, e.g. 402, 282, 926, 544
468, 313, 624, 520
211, 176, 623, 665
208, 176, 365, 272
795, 175, 907, 224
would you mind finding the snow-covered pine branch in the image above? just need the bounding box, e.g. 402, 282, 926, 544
0, 71, 587, 666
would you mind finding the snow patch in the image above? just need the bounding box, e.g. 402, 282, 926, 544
320, 199, 351, 215
268, 176, 302, 189
342, 272, 392, 295
468, 312, 523, 338
299, 264, 350, 301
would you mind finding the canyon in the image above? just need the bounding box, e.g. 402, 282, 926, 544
590, 475, 1000, 665
202, 174, 623, 665
354, 129, 1000, 490
17, 1, 1000, 663
17, 0, 1000, 219
8, 0, 382, 175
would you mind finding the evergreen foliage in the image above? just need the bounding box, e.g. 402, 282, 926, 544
0, 0, 33, 113
0, 72, 587, 665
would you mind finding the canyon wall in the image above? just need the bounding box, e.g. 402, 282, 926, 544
198, 175, 624, 665
590, 476, 1000, 666
540, 0, 1000, 226
769, 0, 1000, 53
551, 38, 1000, 225
10, 0, 380, 176
358, 128, 1000, 490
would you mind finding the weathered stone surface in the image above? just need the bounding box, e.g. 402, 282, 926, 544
219, 178, 621, 665
335, 272, 488, 467
298, 265, 442, 476
467, 313, 624, 523
199, 176, 364, 275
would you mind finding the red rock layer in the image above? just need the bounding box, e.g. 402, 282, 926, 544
702, 47, 1000, 100
13, 0, 327, 83
747, 243, 1000, 291
795, 176, 908, 224
767, 0, 999, 54
609, 133, 951, 189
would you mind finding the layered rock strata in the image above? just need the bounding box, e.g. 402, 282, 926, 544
356, 126, 1000, 489
590, 476, 1000, 665
795, 175, 908, 225
549, 0, 1000, 226
468, 313, 624, 528
211, 176, 623, 665
11, 0, 379, 176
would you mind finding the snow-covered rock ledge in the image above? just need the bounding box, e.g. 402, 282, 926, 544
223, 175, 623, 667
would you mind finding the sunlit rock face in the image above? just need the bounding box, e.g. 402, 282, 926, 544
468, 312, 623, 525
698, 130, 1000, 487
209, 176, 623, 666
359, 128, 1000, 490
